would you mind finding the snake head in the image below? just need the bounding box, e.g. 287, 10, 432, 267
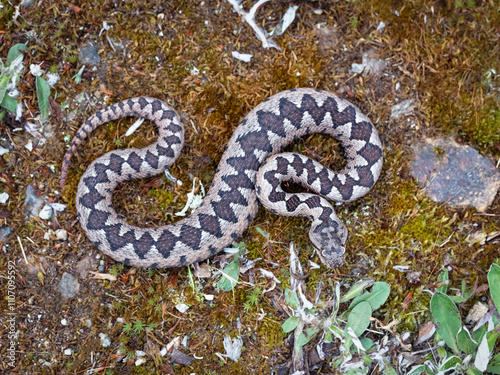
309, 220, 348, 269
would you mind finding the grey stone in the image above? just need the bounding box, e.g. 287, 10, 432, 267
411, 138, 500, 212
79, 45, 101, 65
391, 99, 415, 119
21, 0, 35, 7
23, 184, 45, 218
58, 272, 80, 298
170, 348, 194, 366
0, 225, 13, 242
75, 256, 94, 278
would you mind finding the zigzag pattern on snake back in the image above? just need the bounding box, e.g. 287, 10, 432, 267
60, 88, 383, 269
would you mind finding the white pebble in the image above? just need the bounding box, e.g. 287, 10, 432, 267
56, 229, 68, 241
135, 358, 146, 366
175, 303, 189, 313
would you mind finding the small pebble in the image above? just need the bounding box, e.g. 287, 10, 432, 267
466, 302, 489, 324
135, 358, 146, 366
55, 229, 68, 241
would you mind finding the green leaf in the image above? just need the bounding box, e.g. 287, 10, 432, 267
467, 367, 485, 375
472, 324, 487, 345
457, 326, 477, 355
441, 354, 462, 370
430, 292, 461, 354
406, 365, 428, 375
340, 278, 374, 303
360, 337, 373, 351
383, 362, 397, 375
284, 288, 299, 309
0, 94, 17, 112
255, 227, 269, 239
36, 76, 50, 121
449, 295, 468, 303
7, 43, 26, 65
487, 329, 500, 351
216, 259, 239, 291
296, 327, 320, 347
461, 279, 472, 300
0, 75, 10, 104
282, 316, 299, 333
487, 352, 500, 374
436, 268, 449, 293
350, 282, 390, 310
325, 324, 343, 343
488, 264, 500, 313
347, 301, 372, 337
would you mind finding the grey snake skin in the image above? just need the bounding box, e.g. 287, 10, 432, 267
60, 88, 383, 268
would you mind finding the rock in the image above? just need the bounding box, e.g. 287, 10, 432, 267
0, 192, 9, 204
466, 302, 488, 324
193, 262, 211, 278
350, 50, 387, 76
135, 358, 146, 366
391, 99, 415, 119
99, 333, 111, 347
55, 229, 68, 241
406, 271, 421, 284
170, 348, 194, 366
175, 303, 189, 313
79, 45, 101, 65
21, 0, 35, 7
411, 138, 500, 212
23, 184, 45, 218
74, 257, 94, 278
58, 272, 80, 298
0, 225, 13, 242
0, 145, 9, 155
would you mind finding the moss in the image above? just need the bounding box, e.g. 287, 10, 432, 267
462, 103, 500, 147
148, 188, 174, 208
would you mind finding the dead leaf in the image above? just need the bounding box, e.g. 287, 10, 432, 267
89, 271, 117, 281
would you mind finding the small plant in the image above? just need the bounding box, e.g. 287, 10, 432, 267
109, 265, 120, 277
281, 243, 392, 374
0, 44, 25, 117
216, 242, 246, 292
408, 264, 500, 374
122, 322, 133, 334
0, 43, 51, 121
72, 65, 85, 84
132, 319, 145, 333
243, 287, 262, 312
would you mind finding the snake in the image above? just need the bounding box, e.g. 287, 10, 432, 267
60, 88, 383, 269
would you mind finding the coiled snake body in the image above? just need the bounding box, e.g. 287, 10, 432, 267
61, 89, 383, 268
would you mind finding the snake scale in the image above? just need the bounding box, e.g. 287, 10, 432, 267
60, 88, 383, 269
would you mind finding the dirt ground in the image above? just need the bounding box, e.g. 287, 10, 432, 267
0, 0, 499, 374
